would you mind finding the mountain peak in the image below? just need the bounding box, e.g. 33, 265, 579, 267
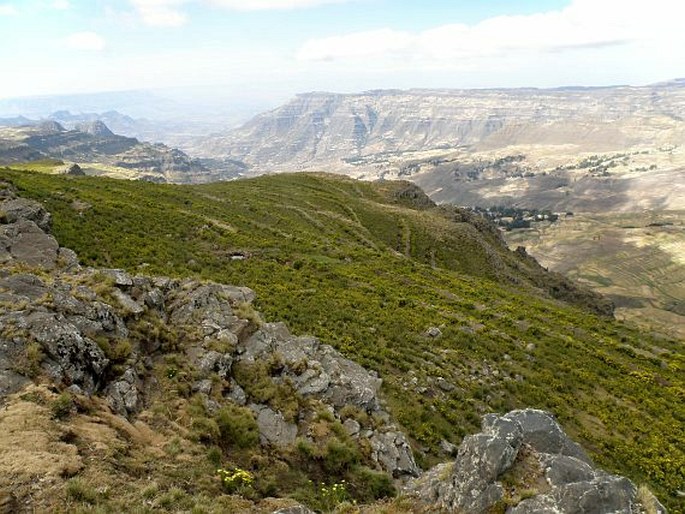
75, 120, 114, 137
36, 120, 65, 134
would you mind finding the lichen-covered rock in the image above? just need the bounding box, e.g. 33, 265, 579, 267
0, 197, 52, 231
498, 409, 589, 463
0, 347, 29, 398
0, 273, 48, 300
240, 323, 383, 412
370, 429, 420, 478
225, 380, 247, 405
166, 281, 252, 335
251, 404, 298, 446
508, 475, 640, 514
406, 409, 667, 514
0, 220, 60, 268
106, 367, 140, 415
196, 350, 232, 378
24, 311, 109, 393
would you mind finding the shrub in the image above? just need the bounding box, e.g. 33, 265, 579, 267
347, 466, 396, 502
51, 392, 74, 420
214, 404, 259, 449
207, 447, 222, 467
191, 417, 220, 444
323, 437, 359, 474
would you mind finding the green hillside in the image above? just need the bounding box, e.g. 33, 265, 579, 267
1, 168, 683, 509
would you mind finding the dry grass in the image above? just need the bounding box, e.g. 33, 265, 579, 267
636, 484, 661, 514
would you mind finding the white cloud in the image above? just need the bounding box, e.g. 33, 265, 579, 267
0, 3, 17, 15
129, 0, 189, 26
296, 0, 681, 65
207, 0, 350, 10
52, 0, 71, 9
65, 31, 106, 51
298, 29, 412, 61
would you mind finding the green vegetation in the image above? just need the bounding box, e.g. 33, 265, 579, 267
6, 158, 65, 173
0, 168, 683, 510
50, 391, 74, 420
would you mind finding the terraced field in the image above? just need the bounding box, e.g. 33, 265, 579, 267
507, 212, 685, 339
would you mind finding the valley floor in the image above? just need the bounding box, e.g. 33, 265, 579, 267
506, 211, 685, 340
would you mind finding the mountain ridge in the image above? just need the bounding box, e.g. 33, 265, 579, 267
0, 121, 244, 183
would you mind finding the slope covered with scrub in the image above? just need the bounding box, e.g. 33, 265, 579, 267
0, 168, 683, 510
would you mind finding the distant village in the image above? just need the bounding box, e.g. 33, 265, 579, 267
468, 205, 569, 231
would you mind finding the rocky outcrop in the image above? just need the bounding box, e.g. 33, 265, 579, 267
0, 182, 419, 479
75, 120, 115, 138
58, 163, 85, 176
406, 409, 666, 513
251, 404, 299, 446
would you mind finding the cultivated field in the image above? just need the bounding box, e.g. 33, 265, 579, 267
507, 212, 685, 340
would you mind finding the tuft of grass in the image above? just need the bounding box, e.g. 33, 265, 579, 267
14, 341, 45, 378
66, 478, 99, 504
636, 484, 661, 514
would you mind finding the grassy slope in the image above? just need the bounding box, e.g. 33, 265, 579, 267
1, 168, 683, 509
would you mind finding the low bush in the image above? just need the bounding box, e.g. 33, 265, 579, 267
214, 404, 260, 449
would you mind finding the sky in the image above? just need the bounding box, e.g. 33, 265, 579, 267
0, 0, 683, 101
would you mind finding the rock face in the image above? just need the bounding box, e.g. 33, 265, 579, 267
407, 409, 666, 514
58, 163, 85, 176
0, 182, 419, 479
201, 83, 685, 174
193, 83, 685, 219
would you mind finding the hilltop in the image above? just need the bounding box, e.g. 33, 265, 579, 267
0, 168, 682, 511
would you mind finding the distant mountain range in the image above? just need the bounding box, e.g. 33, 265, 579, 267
0, 87, 276, 149
193, 80, 685, 213
0, 119, 244, 183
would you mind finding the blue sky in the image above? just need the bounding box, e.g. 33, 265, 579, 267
0, 0, 682, 100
